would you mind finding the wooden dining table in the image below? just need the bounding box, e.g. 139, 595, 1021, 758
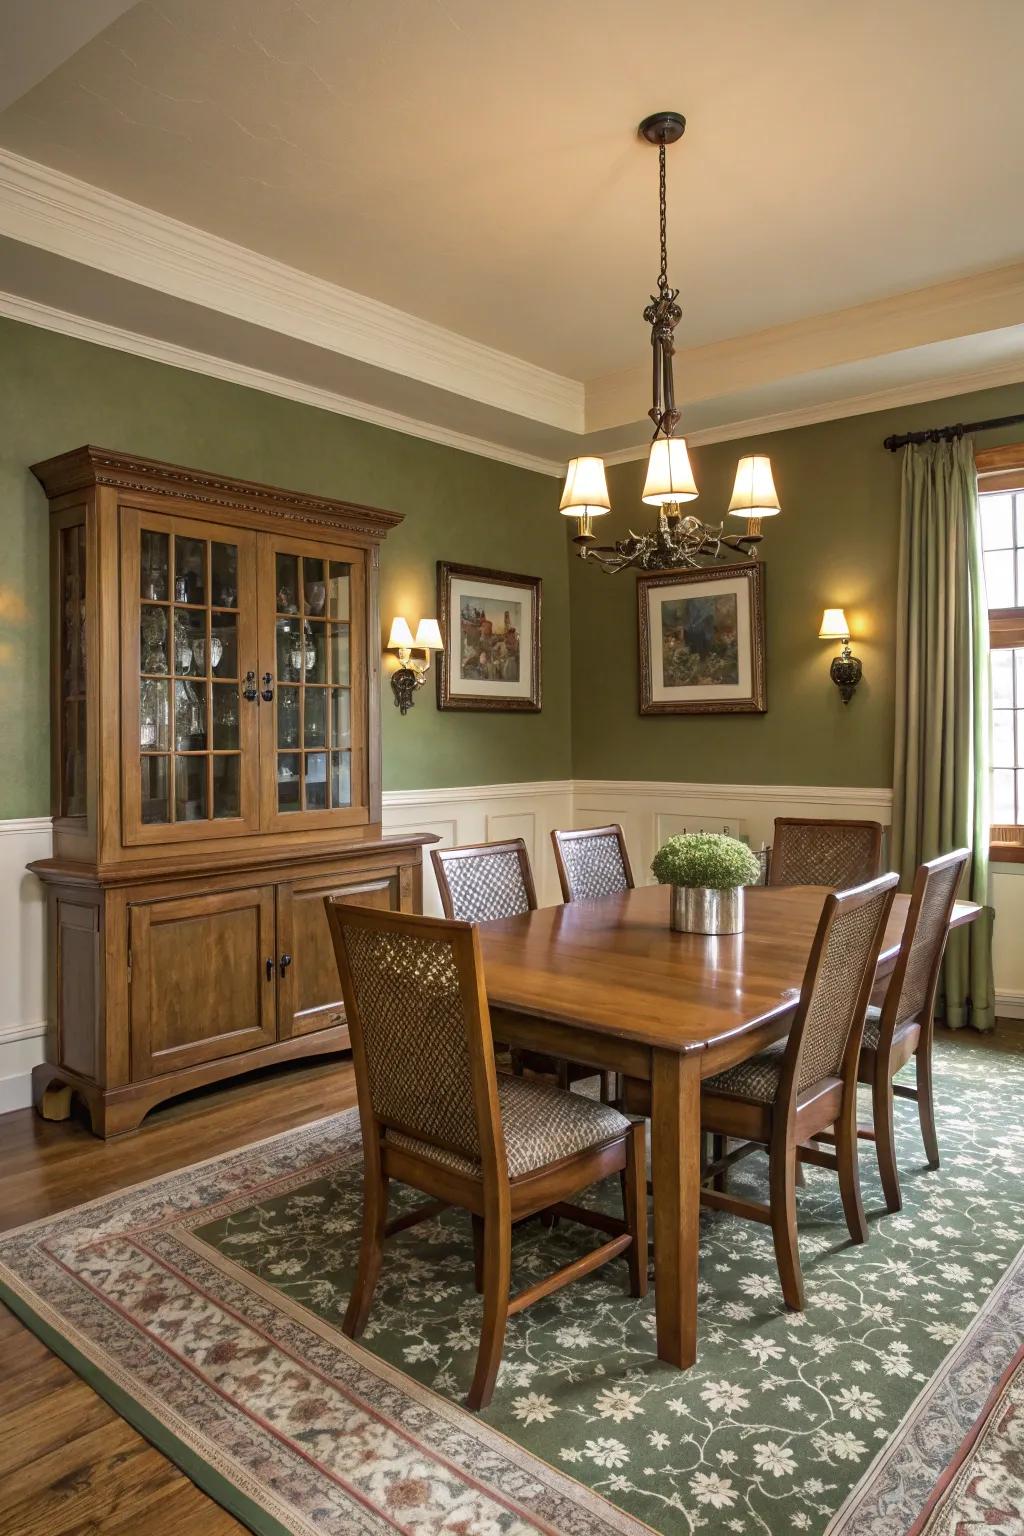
478, 881, 980, 1372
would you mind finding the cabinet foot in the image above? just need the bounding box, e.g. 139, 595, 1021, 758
36, 1078, 73, 1121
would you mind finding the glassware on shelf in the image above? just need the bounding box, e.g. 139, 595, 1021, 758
289, 621, 317, 679
174, 679, 206, 750
192, 636, 223, 674
173, 610, 195, 674
304, 581, 326, 615
140, 679, 170, 750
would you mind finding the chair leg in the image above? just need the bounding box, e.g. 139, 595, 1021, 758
467, 1214, 512, 1411
600, 1071, 615, 1104
471, 1214, 485, 1293
836, 1085, 869, 1245
623, 1122, 649, 1299
872, 1069, 902, 1214
768, 1136, 804, 1311
712, 1133, 728, 1193
557, 1060, 570, 1091
916, 1040, 940, 1169
343, 1156, 389, 1338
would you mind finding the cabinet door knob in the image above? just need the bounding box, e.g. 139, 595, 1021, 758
260, 672, 274, 702
265, 957, 274, 982
243, 670, 258, 702
279, 953, 292, 976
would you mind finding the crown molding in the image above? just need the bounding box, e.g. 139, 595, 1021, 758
0, 148, 583, 434
0, 291, 565, 477
598, 353, 1024, 466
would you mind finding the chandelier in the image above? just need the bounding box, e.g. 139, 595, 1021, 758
559, 112, 782, 574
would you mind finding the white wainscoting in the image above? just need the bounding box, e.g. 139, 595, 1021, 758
0, 818, 51, 1115
2, 778, 1019, 1115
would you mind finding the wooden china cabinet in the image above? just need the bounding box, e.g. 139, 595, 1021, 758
29, 446, 433, 1137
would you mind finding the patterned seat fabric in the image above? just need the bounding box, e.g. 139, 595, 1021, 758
862, 1004, 883, 1051
560, 833, 631, 902
440, 849, 532, 922
703, 1039, 788, 1103
388, 1074, 630, 1180
770, 821, 881, 888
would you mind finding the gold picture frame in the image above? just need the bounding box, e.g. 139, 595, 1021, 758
638, 563, 766, 715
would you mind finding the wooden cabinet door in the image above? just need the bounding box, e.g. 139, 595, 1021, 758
277, 870, 402, 1039
121, 505, 260, 845
130, 887, 277, 1077
257, 535, 369, 834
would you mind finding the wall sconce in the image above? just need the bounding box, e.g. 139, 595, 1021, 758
388, 617, 443, 715
819, 608, 862, 704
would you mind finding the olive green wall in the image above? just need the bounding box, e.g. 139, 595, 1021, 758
0, 316, 571, 818
570, 381, 1024, 787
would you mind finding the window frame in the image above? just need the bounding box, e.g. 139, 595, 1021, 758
976, 443, 1024, 862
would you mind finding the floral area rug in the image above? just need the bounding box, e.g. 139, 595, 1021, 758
191, 1037, 1024, 1536
1, 1036, 1022, 1536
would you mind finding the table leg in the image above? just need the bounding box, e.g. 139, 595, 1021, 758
651, 1048, 701, 1368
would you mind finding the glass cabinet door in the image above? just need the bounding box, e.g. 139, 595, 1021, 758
259, 536, 367, 831
122, 508, 260, 843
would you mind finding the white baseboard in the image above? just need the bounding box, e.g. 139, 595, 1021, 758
4, 776, 1019, 1118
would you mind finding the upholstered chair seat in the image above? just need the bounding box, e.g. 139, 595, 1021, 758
703, 1039, 789, 1104
860, 1003, 919, 1054
388, 1075, 631, 1179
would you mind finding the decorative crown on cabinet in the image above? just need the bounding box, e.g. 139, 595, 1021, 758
28, 447, 436, 1137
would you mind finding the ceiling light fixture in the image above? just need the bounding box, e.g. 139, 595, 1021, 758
560, 112, 782, 574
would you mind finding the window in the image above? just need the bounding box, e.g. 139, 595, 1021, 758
977, 446, 1024, 859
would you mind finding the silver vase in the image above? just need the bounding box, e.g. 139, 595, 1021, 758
670, 885, 744, 935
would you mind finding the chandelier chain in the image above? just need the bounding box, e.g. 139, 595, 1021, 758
657, 141, 668, 293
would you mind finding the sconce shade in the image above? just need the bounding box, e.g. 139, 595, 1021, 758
414, 618, 444, 651
818, 607, 851, 640
559, 456, 611, 517
727, 455, 781, 518
642, 436, 698, 505
387, 616, 415, 650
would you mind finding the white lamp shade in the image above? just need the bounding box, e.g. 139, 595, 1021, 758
642, 436, 699, 505
818, 608, 850, 640
414, 617, 444, 651
387, 615, 415, 650
727, 455, 781, 518
559, 456, 611, 517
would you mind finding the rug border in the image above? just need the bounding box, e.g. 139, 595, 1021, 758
0, 1109, 656, 1536
0, 1272, 298, 1536
906, 1335, 1024, 1536
824, 1238, 1024, 1533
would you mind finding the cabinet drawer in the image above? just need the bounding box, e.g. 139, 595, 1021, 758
277, 870, 401, 1039
130, 886, 277, 1077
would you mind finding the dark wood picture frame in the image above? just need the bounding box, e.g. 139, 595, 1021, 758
436, 561, 542, 712
637, 562, 767, 715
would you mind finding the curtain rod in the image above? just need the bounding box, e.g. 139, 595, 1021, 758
883, 410, 1024, 452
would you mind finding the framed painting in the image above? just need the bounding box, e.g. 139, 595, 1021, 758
436, 562, 542, 712
637, 563, 766, 715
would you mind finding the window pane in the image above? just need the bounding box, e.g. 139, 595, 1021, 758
1018, 548, 1024, 608
304, 623, 326, 684
329, 624, 350, 686
174, 536, 206, 605
1018, 770, 1024, 825
981, 494, 1014, 550
305, 752, 328, 809
984, 550, 1016, 609
1017, 708, 1024, 767
211, 683, 239, 749
211, 612, 237, 677
1016, 648, 1024, 701
993, 768, 1016, 823
304, 687, 327, 748
141, 756, 170, 824
211, 542, 238, 608
213, 755, 240, 819
277, 686, 300, 748
173, 608, 204, 674
330, 687, 351, 749
278, 752, 300, 813
141, 530, 169, 601
302, 558, 326, 615
327, 562, 350, 620
175, 756, 207, 822
141, 606, 168, 674
174, 680, 206, 750
992, 648, 1015, 709
993, 710, 1016, 767
331, 750, 351, 808
140, 679, 170, 750
275, 554, 299, 613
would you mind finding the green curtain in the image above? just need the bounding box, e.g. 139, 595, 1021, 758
891, 436, 995, 1031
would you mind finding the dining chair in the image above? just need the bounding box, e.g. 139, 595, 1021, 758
767, 817, 884, 889
551, 824, 634, 903
432, 838, 614, 1100
324, 901, 647, 1410
698, 872, 899, 1310
854, 847, 969, 1213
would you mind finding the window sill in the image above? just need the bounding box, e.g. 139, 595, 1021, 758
991, 842, 1024, 863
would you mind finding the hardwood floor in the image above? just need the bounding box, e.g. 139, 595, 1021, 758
0, 1054, 357, 1536
0, 1024, 1020, 1535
